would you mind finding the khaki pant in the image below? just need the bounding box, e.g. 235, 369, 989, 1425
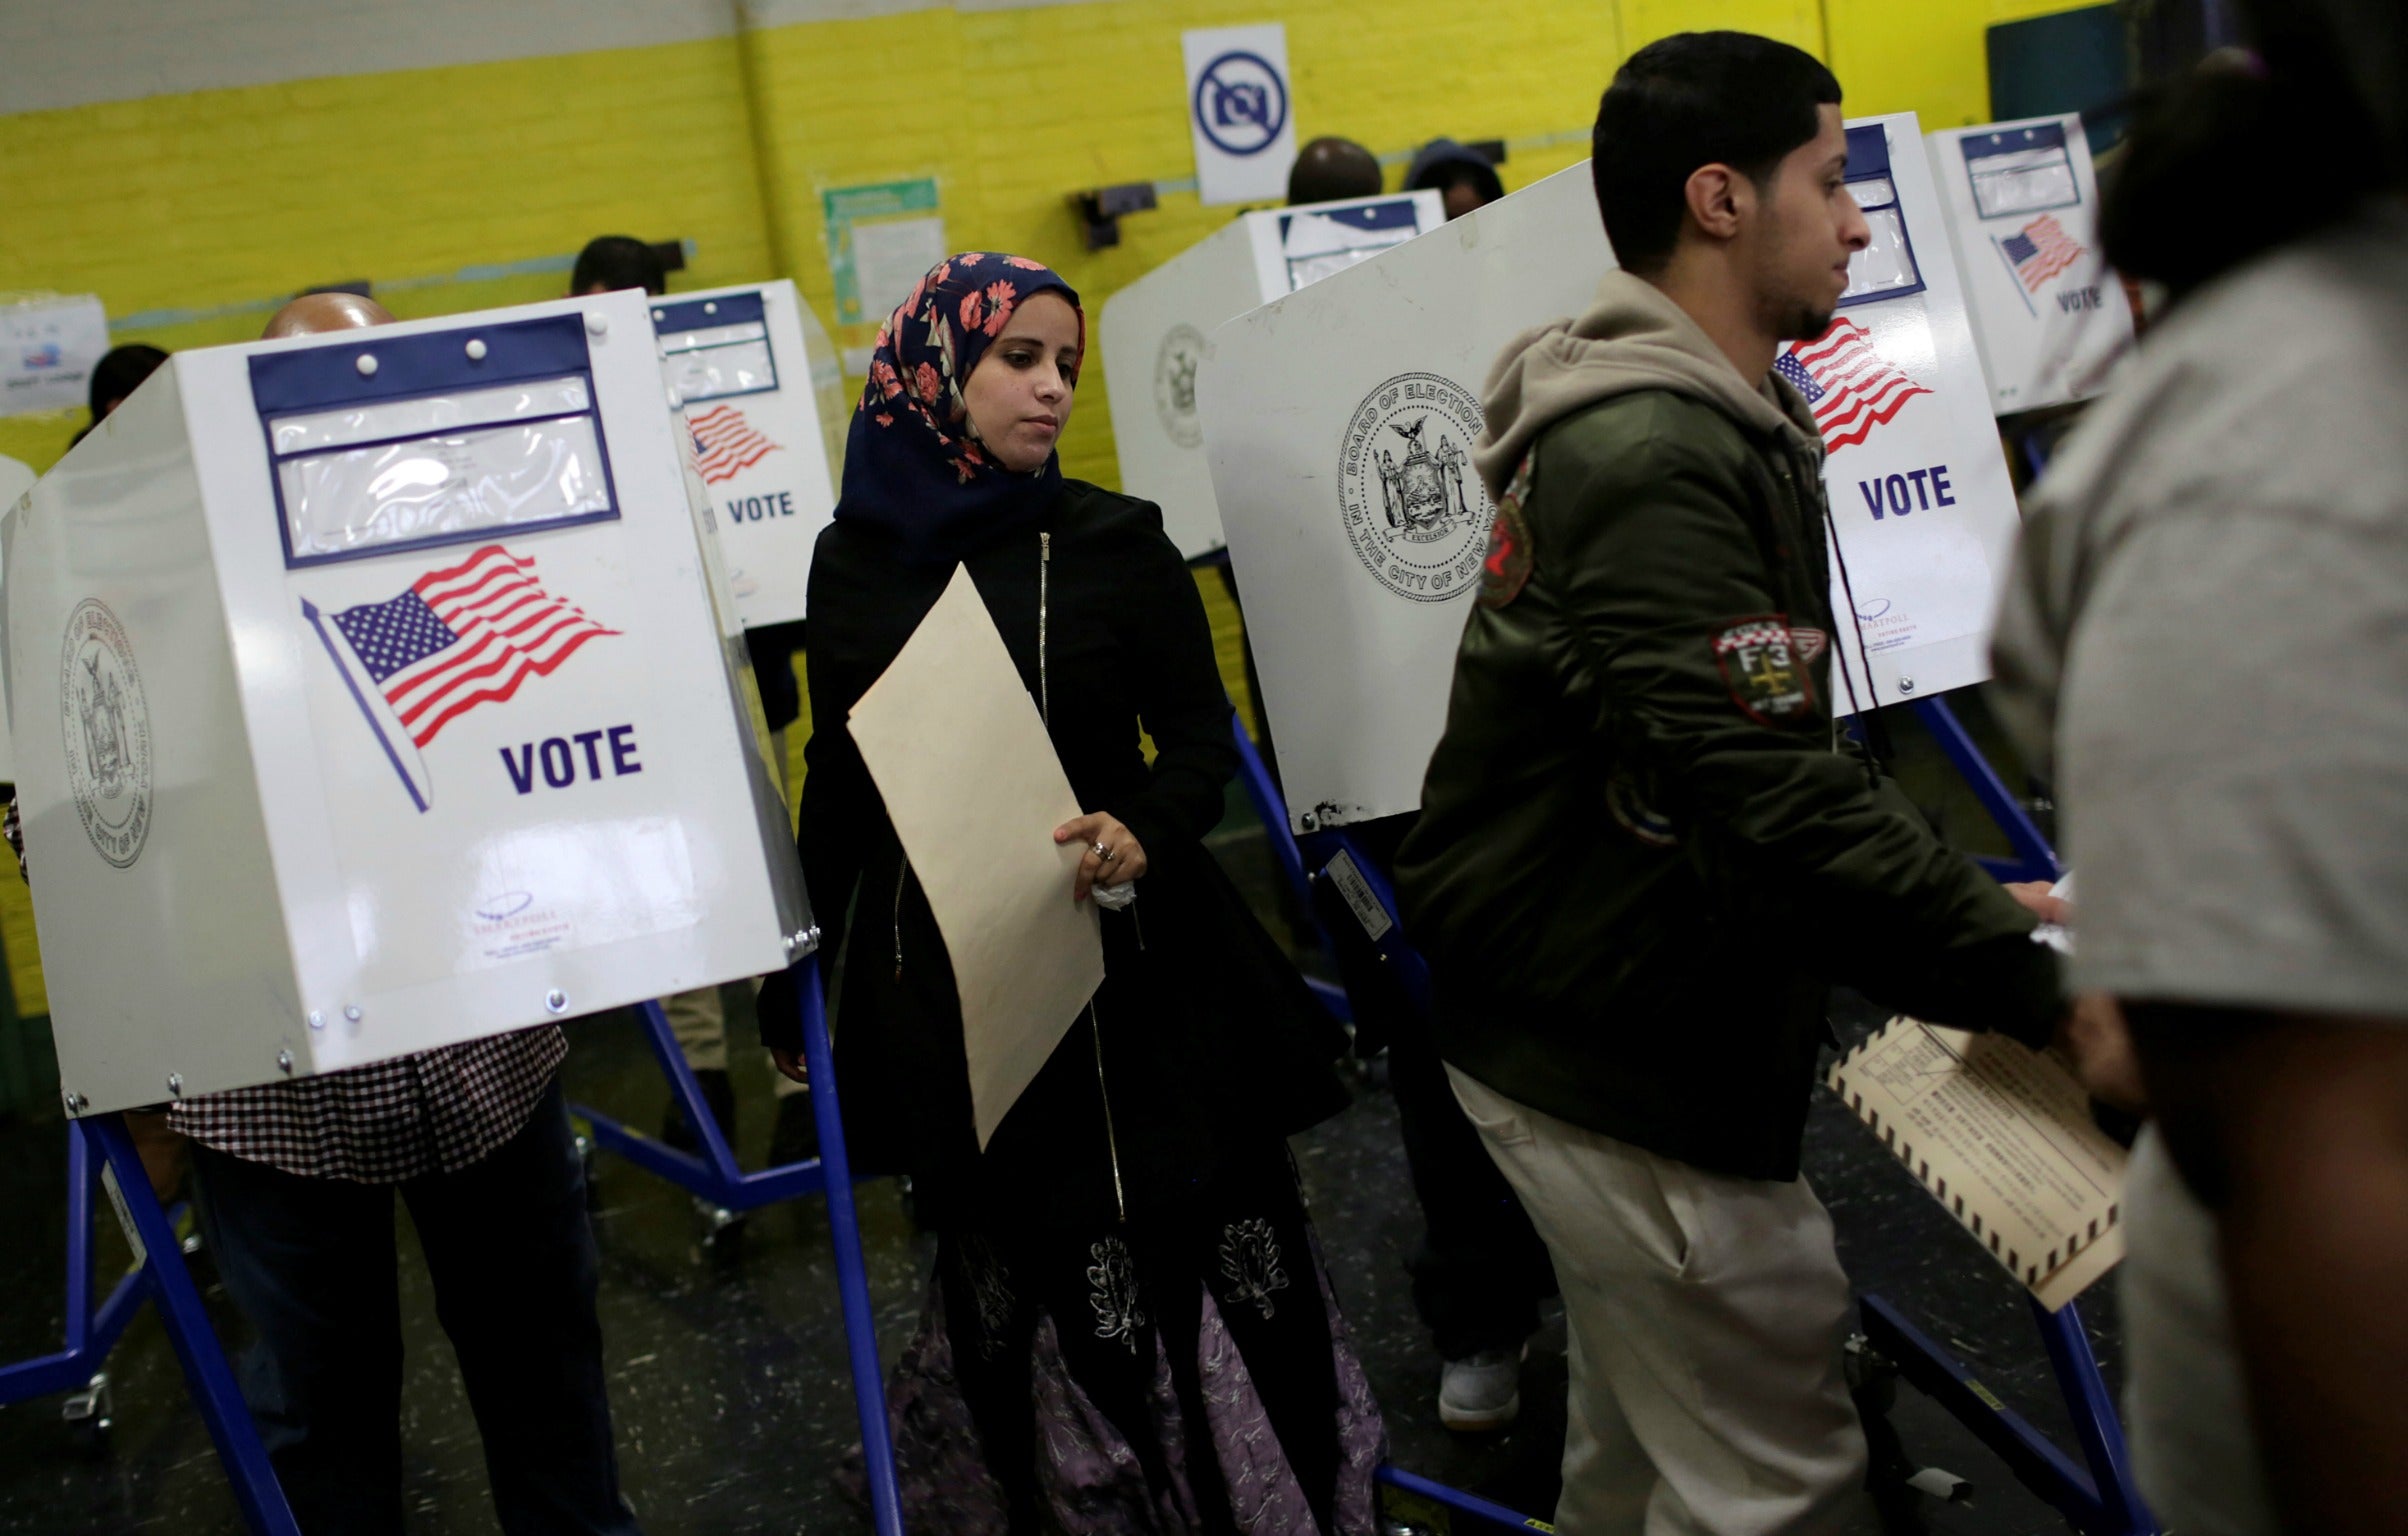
660, 982, 805, 1098
2121, 1126, 2276, 1534
1448, 1068, 1869, 1536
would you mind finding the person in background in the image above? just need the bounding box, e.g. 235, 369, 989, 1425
1989, 3, 2408, 1530
1287, 137, 1384, 205
1405, 139, 1505, 221
763, 251, 1379, 1533
569, 233, 816, 1164
1395, 34, 2072, 1531
68, 342, 169, 447
19, 292, 645, 1536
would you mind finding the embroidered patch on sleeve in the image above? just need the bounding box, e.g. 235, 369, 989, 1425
1478, 452, 1536, 609
1788, 625, 1828, 664
1713, 616, 1816, 725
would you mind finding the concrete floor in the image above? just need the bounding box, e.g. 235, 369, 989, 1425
0, 718, 2128, 1535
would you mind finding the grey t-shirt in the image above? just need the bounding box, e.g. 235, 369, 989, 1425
1991, 199, 2408, 1016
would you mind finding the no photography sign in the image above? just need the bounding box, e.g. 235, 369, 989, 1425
1183, 24, 1297, 205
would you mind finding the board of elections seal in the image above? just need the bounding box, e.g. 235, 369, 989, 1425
1153, 325, 1206, 449
1336, 372, 1489, 602
60, 598, 152, 869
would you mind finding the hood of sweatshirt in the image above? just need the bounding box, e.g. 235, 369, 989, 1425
1473, 269, 1824, 499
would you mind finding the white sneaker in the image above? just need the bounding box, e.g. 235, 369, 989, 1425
1438, 1344, 1524, 1432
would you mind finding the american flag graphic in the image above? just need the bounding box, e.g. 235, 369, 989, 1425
688, 404, 781, 485
2001, 214, 2084, 292
1775, 318, 1933, 454
327, 544, 616, 749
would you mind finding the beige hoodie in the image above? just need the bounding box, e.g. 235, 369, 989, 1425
1473, 269, 1824, 499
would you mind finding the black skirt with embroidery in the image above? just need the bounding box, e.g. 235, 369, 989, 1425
882, 1146, 1386, 1536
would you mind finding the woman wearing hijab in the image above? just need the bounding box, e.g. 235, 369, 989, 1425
762, 253, 1383, 1535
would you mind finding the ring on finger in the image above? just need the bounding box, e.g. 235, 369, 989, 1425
1091, 840, 1112, 861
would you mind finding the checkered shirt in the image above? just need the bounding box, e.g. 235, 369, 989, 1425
164, 1027, 568, 1183
9, 797, 567, 1184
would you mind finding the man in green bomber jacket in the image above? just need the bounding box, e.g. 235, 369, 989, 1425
1394, 33, 2068, 1535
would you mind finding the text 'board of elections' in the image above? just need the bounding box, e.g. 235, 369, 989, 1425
1200, 166, 1611, 828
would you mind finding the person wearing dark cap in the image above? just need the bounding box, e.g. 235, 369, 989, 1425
69, 343, 169, 447
1407, 138, 1506, 221
1287, 135, 1384, 205
569, 234, 666, 299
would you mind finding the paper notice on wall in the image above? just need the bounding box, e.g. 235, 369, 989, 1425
823, 179, 948, 329
1827, 1016, 2126, 1310
2, 296, 109, 416
846, 565, 1102, 1148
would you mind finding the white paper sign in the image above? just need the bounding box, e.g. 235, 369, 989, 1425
1780, 115, 2023, 714
2, 296, 109, 417
1927, 115, 2135, 414
1201, 166, 1614, 828
1184, 24, 1297, 208
845, 566, 1103, 1148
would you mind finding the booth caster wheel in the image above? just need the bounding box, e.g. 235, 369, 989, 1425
697, 1200, 748, 1258
574, 1133, 601, 1211
61, 1372, 113, 1455
1845, 1335, 1965, 1535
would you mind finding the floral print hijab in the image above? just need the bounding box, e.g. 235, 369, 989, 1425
834, 251, 1086, 566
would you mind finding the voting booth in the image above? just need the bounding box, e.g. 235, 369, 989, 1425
6, 291, 808, 1116
1926, 114, 2135, 415
652, 280, 844, 629
1103, 190, 1445, 559
0, 454, 27, 780
1783, 114, 2023, 713
1199, 168, 1607, 827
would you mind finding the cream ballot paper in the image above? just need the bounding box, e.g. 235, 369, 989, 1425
1827, 1013, 2125, 1310
845, 565, 1104, 1148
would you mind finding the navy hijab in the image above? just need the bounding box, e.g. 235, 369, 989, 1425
834, 252, 1085, 565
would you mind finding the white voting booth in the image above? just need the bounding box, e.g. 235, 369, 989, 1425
1200, 167, 1608, 827
6, 291, 807, 1116
1786, 113, 2022, 712
1925, 114, 2134, 414
652, 280, 844, 628
1103, 190, 1445, 559
0, 454, 28, 781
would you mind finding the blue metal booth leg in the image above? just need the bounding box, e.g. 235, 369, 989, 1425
77, 1113, 302, 1535
571, 998, 830, 1214
788, 956, 907, 1536
0, 1120, 152, 1414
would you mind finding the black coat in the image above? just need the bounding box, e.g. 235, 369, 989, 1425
764, 479, 1348, 1231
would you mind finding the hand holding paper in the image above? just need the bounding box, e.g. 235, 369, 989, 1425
846, 565, 1104, 1148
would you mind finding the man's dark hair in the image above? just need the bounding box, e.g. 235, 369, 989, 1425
570, 235, 666, 297
1590, 32, 1842, 274
1287, 137, 1384, 206
87, 343, 169, 420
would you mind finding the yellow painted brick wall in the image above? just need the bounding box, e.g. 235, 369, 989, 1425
1830, 0, 2109, 126
0, 0, 2100, 1015
0, 35, 775, 476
